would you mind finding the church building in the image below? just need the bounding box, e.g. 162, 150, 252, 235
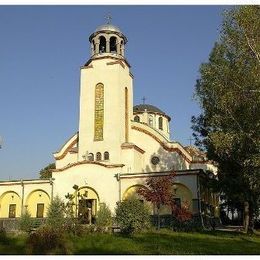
0, 22, 218, 225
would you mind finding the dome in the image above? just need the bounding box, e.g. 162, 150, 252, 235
134, 104, 167, 116
95, 24, 122, 33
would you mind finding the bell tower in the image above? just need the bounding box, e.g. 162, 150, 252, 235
78, 21, 133, 163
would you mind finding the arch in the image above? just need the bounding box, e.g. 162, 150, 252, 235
122, 184, 147, 200
0, 191, 22, 218
104, 151, 109, 160
110, 36, 117, 53
94, 83, 104, 141
88, 153, 94, 161
99, 36, 106, 53
134, 115, 140, 122
77, 186, 100, 222
172, 183, 193, 211
158, 117, 163, 130
25, 189, 51, 218
96, 152, 102, 161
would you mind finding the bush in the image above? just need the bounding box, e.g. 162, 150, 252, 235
26, 225, 72, 255
19, 209, 34, 233
96, 203, 112, 232
0, 228, 8, 244
46, 196, 65, 229
115, 198, 151, 235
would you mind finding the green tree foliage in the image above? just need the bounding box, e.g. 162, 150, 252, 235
137, 173, 176, 230
115, 198, 151, 234
192, 6, 260, 232
19, 209, 34, 233
96, 203, 112, 232
39, 163, 55, 179
46, 196, 65, 229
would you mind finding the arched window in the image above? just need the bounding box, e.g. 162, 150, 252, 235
96, 152, 102, 161
88, 153, 94, 161
134, 115, 140, 122
110, 36, 117, 53
159, 117, 163, 130
148, 115, 153, 127
104, 151, 109, 160
94, 83, 104, 141
99, 36, 106, 53
125, 87, 129, 142
92, 40, 96, 53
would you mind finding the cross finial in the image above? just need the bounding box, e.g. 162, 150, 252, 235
187, 137, 194, 146
142, 96, 146, 104
105, 14, 112, 24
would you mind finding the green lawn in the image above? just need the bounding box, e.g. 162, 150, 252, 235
1, 229, 260, 255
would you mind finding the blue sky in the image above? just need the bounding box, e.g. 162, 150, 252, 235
0, 5, 226, 180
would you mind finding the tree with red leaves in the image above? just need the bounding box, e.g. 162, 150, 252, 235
137, 172, 176, 230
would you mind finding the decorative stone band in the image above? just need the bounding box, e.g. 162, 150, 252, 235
53, 161, 125, 172
121, 142, 145, 154
119, 169, 203, 180
54, 136, 78, 160
106, 60, 125, 69
83, 55, 131, 69
131, 125, 208, 165
133, 110, 171, 122
0, 179, 52, 186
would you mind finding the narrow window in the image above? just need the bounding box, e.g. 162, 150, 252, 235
159, 117, 163, 130
174, 198, 181, 209
125, 87, 129, 142
88, 153, 94, 161
36, 203, 44, 218
104, 151, 109, 160
148, 115, 153, 127
96, 152, 102, 161
99, 36, 106, 53
9, 204, 16, 218
110, 36, 117, 53
134, 115, 140, 122
94, 83, 104, 141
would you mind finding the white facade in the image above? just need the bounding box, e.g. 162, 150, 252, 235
0, 23, 218, 222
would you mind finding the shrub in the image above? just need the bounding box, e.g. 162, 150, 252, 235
26, 224, 72, 255
115, 198, 151, 235
0, 228, 8, 244
46, 196, 65, 229
96, 203, 112, 232
19, 209, 34, 233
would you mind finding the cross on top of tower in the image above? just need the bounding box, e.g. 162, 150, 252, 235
105, 14, 112, 24
142, 96, 146, 104
187, 136, 194, 146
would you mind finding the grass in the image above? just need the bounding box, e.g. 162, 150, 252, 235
1, 229, 260, 255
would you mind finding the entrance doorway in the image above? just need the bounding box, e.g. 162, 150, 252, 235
78, 199, 96, 224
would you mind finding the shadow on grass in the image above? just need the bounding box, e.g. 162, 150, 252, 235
0, 235, 27, 255
130, 230, 260, 255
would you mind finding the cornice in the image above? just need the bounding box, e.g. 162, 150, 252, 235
53, 161, 125, 172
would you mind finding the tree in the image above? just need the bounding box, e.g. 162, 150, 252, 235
46, 196, 65, 229
39, 163, 55, 179
19, 208, 34, 233
115, 197, 151, 234
192, 6, 260, 232
137, 172, 176, 230
96, 203, 112, 232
